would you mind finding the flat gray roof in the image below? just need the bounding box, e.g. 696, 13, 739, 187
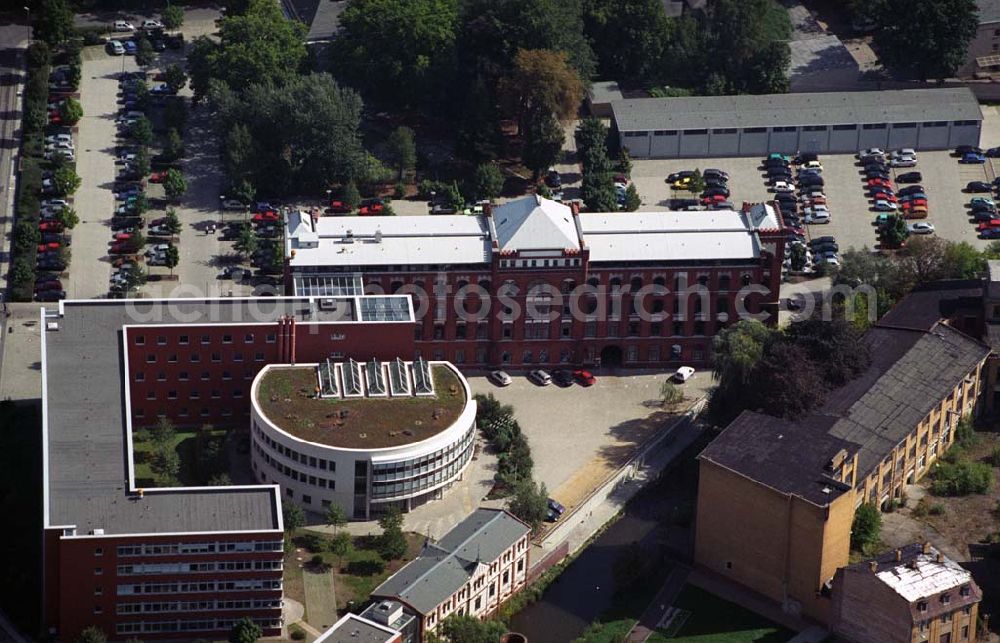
314, 613, 400, 643
42, 296, 409, 536
611, 88, 982, 132
371, 508, 529, 614
588, 80, 624, 105
979, 0, 1000, 24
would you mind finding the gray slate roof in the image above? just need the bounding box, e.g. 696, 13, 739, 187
979, 0, 1000, 24
812, 323, 990, 476
611, 88, 981, 132
699, 411, 856, 506
371, 508, 529, 614
43, 298, 370, 535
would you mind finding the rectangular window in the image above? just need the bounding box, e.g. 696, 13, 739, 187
245, 333, 254, 343
684, 129, 708, 135
893, 122, 917, 129
712, 128, 737, 134
743, 127, 766, 133
832, 124, 856, 131
134, 335, 145, 346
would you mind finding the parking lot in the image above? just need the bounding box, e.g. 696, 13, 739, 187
467, 370, 711, 510
628, 146, 1000, 255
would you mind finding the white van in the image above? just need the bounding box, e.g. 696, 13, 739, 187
113, 21, 134, 32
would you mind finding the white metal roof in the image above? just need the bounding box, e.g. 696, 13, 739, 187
492, 195, 580, 251
287, 213, 491, 268
876, 550, 972, 602
578, 210, 766, 263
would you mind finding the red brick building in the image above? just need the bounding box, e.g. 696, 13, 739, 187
41, 296, 415, 640
285, 196, 786, 369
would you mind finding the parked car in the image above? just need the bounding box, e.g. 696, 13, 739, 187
545, 168, 562, 188
123, 40, 138, 55
141, 19, 164, 29
703, 168, 729, 181
898, 185, 925, 197
804, 211, 831, 224
858, 148, 885, 158
873, 200, 898, 211
907, 222, 935, 235
896, 172, 922, 184
987, 147, 1000, 158
961, 152, 987, 164
956, 145, 984, 157
772, 181, 793, 193
551, 369, 574, 387
800, 160, 823, 172
666, 171, 696, 183
528, 370, 552, 386
798, 175, 824, 187
889, 156, 917, 168
573, 369, 597, 386
968, 181, 993, 193
672, 366, 695, 383
106, 40, 125, 55
488, 370, 511, 387
972, 197, 996, 208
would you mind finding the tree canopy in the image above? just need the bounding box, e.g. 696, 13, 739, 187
871, 0, 978, 80
213, 73, 366, 196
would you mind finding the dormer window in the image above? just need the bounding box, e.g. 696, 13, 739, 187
917, 601, 928, 612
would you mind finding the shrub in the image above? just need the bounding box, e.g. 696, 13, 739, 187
299, 533, 324, 553
929, 503, 946, 516
931, 458, 993, 496
394, 181, 406, 199
989, 446, 1000, 467
59, 98, 83, 125
289, 625, 306, 641
851, 503, 881, 554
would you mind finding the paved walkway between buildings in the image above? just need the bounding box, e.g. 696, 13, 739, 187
626, 565, 691, 641
302, 569, 338, 631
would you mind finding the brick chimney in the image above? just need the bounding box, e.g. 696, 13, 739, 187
922, 542, 932, 555
569, 201, 580, 217
895, 549, 902, 562
869, 561, 878, 572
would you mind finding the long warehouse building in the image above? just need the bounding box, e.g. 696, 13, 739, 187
612, 88, 982, 158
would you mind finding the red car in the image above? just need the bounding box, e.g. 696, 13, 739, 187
573, 369, 597, 386
113, 232, 132, 241
39, 221, 64, 232
358, 203, 385, 216
149, 171, 167, 183
870, 192, 897, 202
252, 211, 279, 223
866, 178, 892, 188
701, 194, 727, 205
110, 242, 139, 254
37, 242, 60, 252
977, 219, 1000, 231
328, 200, 352, 214
901, 199, 928, 209
35, 279, 62, 291
49, 112, 62, 125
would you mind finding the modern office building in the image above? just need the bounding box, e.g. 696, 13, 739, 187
284, 195, 786, 369
693, 290, 992, 625
832, 543, 981, 643
314, 610, 406, 643
370, 508, 531, 641
39, 295, 439, 640
250, 359, 477, 519
611, 89, 982, 158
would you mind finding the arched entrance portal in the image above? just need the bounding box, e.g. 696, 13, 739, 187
600, 345, 623, 368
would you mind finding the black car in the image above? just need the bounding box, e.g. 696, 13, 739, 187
987, 147, 1000, 158
972, 202, 997, 214
37, 260, 66, 271
41, 233, 68, 245
974, 210, 998, 221
967, 181, 993, 193
956, 145, 984, 157
767, 168, 792, 179
670, 198, 699, 208
866, 171, 890, 181
811, 241, 839, 253
896, 172, 922, 184
702, 187, 730, 198
794, 152, 819, 164
704, 177, 728, 189
864, 163, 888, 174
898, 185, 925, 196
35, 290, 66, 302
798, 175, 824, 187
703, 168, 729, 180
808, 235, 836, 247
552, 370, 574, 387
546, 169, 562, 188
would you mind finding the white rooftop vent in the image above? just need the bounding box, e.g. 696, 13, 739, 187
91, 528, 104, 535
46, 322, 59, 331
319, 298, 338, 311
374, 228, 383, 244
344, 229, 354, 244
370, 601, 403, 626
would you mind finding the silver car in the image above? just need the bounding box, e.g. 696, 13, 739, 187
528, 370, 552, 386
488, 370, 512, 387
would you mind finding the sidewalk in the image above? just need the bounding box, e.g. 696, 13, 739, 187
626, 565, 691, 641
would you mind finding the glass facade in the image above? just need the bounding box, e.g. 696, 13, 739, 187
370, 423, 476, 501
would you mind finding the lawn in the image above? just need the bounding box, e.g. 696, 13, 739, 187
647, 585, 792, 643
133, 426, 230, 486
284, 530, 424, 618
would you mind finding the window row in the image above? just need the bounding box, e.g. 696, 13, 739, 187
371, 436, 475, 500
256, 445, 337, 491
142, 352, 267, 364
117, 617, 281, 635
372, 426, 476, 483
144, 388, 247, 401
134, 406, 248, 420
117, 578, 282, 596
134, 332, 274, 347
117, 598, 281, 614
253, 424, 336, 471
116, 540, 282, 557
117, 560, 282, 575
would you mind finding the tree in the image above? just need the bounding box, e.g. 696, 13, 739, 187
378, 506, 407, 560
943, 241, 987, 279
186, 36, 219, 104
789, 242, 808, 271
850, 502, 882, 554
134, 147, 151, 179
163, 98, 188, 133
224, 123, 254, 179
150, 446, 180, 485
207, 0, 308, 91
58, 98, 82, 126
209, 472, 233, 486
433, 615, 507, 643
163, 245, 180, 277
455, 74, 504, 163
163, 5, 185, 30
35, 0, 75, 46
53, 167, 81, 196
213, 73, 365, 196
522, 111, 564, 180
26, 41, 51, 68
711, 320, 774, 385
472, 163, 504, 201
385, 126, 417, 181
325, 504, 348, 533
135, 34, 155, 67
165, 209, 182, 234
75, 626, 107, 643
576, 117, 610, 170
122, 264, 147, 292
660, 380, 682, 406
612, 542, 648, 594
163, 169, 188, 201
784, 318, 871, 387
508, 478, 548, 532
228, 617, 262, 643
150, 417, 176, 447
695, 0, 791, 94
282, 502, 305, 533
502, 48, 585, 132
872, 0, 978, 80
328, 531, 352, 571
164, 64, 189, 93
881, 213, 909, 248
164, 128, 185, 162
57, 207, 79, 230
618, 147, 632, 176
342, 181, 361, 209
687, 169, 705, 194
584, 0, 677, 85
129, 117, 154, 146
623, 183, 640, 211
332, 0, 459, 107
754, 342, 825, 419
581, 171, 616, 212
234, 223, 259, 260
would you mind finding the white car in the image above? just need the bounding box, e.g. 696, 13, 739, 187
44, 150, 75, 162
799, 193, 825, 203
488, 370, 511, 387
528, 369, 552, 386
46, 140, 74, 151
873, 199, 898, 211
45, 134, 72, 145
222, 199, 246, 210
142, 19, 164, 29
891, 148, 916, 158
800, 160, 823, 171
42, 199, 69, 209
803, 205, 829, 215
804, 211, 831, 224
672, 366, 695, 383
113, 20, 135, 32
889, 157, 916, 168
908, 222, 935, 235
772, 181, 793, 193
818, 256, 840, 267
145, 243, 171, 257
858, 148, 885, 158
